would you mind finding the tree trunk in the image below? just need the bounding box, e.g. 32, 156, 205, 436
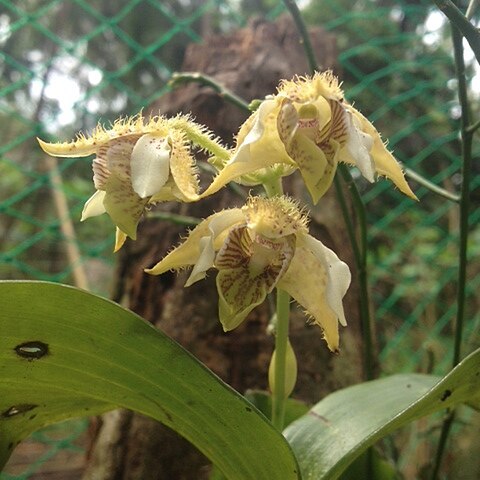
83, 16, 365, 480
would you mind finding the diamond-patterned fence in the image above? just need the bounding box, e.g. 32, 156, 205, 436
0, 0, 479, 478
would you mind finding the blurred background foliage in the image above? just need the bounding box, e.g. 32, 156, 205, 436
0, 0, 479, 478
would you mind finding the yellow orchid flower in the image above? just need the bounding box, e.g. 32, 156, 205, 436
38, 114, 228, 249
202, 72, 416, 203
147, 196, 351, 351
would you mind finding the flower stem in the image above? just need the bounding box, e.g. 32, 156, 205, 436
466, 117, 480, 133
271, 288, 291, 430
430, 16, 474, 480
404, 166, 460, 203
169, 72, 252, 114
282, 0, 317, 73
430, 412, 455, 480
263, 176, 292, 430
336, 167, 374, 380
449, 3, 473, 402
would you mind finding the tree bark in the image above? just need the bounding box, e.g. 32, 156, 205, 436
83, 16, 365, 480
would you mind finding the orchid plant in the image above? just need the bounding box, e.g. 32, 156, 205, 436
37, 71, 413, 430
2, 2, 478, 478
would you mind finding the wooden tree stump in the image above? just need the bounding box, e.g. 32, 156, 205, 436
83, 16, 365, 480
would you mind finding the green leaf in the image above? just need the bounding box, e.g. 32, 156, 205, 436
0, 281, 300, 480
284, 348, 480, 480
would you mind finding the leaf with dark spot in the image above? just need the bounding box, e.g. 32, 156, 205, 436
14, 341, 49, 360
1, 404, 38, 418
441, 389, 452, 401
0, 281, 299, 479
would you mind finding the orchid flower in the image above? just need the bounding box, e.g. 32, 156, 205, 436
38, 114, 228, 250
147, 196, 351, 351
202, 72, 416, 203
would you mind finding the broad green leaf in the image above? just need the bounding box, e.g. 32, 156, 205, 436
284, 348, 480, 480
0, 281, 300, 480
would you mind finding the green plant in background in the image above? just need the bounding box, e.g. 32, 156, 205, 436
1, 1, 478, 479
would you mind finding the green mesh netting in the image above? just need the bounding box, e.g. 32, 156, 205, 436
0, 0, 478, 478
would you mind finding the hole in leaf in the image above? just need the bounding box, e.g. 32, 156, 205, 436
14, 341, 49, 360
2, 404, 38, 418
441, 389, 452, 401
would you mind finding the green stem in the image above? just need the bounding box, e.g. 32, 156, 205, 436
337, 167, 374, 380
282, 0, 318, 73
169, 72, 252, 113
466, 0, 480, 19
338, 167, 368, 265
431, 16, 473, 480
450, 17, 473, 375
433, 0, 480, 65
404, 167, 460, 202
431, 412, 455, 480
333, 175, 362, 265
272, 288, 291, 430
263, 176, 291, 430
466, 117, 480, 133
